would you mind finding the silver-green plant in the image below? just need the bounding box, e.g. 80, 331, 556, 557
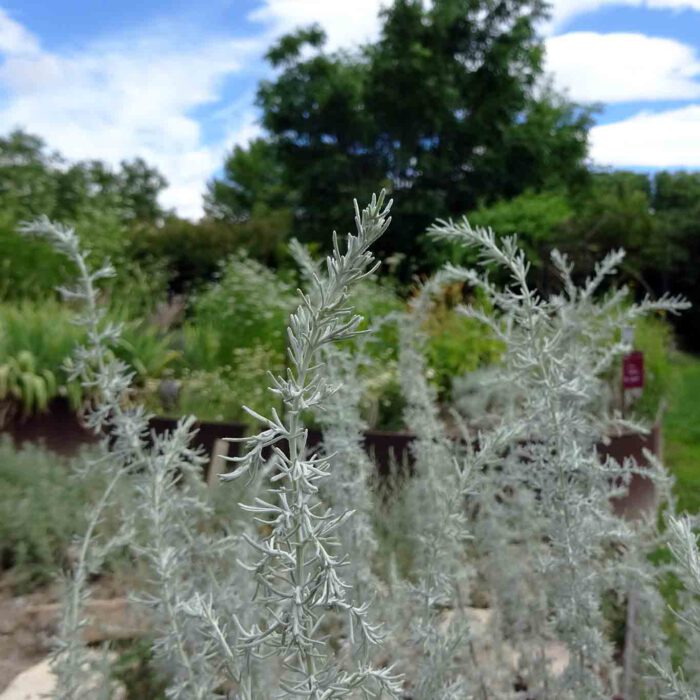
290, 237, 381, 605
316, 345, 380, 605
652, 515, 700, 699
395, 275, 475, 698
19, 218, 137, 699
20, 195, 695, 700
221, 192, 401, 697
429, 218, 688, 698
395, 273, 519, 699
20, 218, 232, 699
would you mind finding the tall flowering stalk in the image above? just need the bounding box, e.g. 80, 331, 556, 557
223, 192, 401, 697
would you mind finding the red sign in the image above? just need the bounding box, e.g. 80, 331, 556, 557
622, 351, 644, 389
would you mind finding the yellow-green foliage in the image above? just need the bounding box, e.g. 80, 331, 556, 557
115, 319, 180, 384
190, 252, 296, 363
0, 300, 180, 416
169, 346, 286, 424
664, 354, 700, 514
0, 350, 58, 414
423, 284, 504, 396
0, 301, 83, 414
631, 314, 676, 421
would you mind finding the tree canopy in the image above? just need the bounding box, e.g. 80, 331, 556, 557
0, 130, 168, 225
0, 129, 168, 299
208, 0, 593, 272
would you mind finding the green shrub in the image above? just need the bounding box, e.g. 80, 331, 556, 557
111, 639, 168, 700
114, 317, 180, 385
0, 300, 179, 417
422, 285, 503, 398
0, 301, 82, 367
0, 350, 58, 415
0, 439, 108, 590
0, 212, 73, 300
0, 301, 84, 415
630, 315, 676, 422
128, 212, 292, 293
172, 347, 284, 424
0, 207, 134, 303
190, 252, 296, 363
169, 253, 295, 422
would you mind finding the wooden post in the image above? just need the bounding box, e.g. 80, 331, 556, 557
207, 439, 229, 487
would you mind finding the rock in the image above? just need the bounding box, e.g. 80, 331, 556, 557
0, 654, 125, 700
0, 658, 55, 700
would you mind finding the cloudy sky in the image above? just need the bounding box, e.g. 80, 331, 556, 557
1, 0, 699, 218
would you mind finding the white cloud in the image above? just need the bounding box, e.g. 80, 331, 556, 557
248, 0, 388, 50
249, 0, 700, 41
590, 104, 700, 166
0, 7, 40, 55
546, 32, 700, 102
3, 0, 700, 216
548, 0, 700, 32
0, 11, 263, 219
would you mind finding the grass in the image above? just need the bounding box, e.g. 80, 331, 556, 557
664, 352, 700, 514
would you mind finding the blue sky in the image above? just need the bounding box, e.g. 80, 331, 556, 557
1, 0, 699, 217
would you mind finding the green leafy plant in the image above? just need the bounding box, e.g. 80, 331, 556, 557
630, 314, 677, 421
422, 284, 503, 398
0, 439, 111, 590
0, 301, 84, 416
190, 251, 296, 360
0, 349, 57, 414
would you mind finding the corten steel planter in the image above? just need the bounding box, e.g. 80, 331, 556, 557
1, 401, 662, 516
602, 424, 661, 518
0, 398, 99, 455
148, 415, 247, 461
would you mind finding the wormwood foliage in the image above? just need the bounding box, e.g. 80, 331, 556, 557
395, 275, 476, 699
16, 195, 699, 699
19, 218, 138, 699
220, 192, 401, 698
290, 238, 381, 604
19, 218, 237, 700
652, 516, 700, 699
315, 345, 380, 605
429, 217, 689, 699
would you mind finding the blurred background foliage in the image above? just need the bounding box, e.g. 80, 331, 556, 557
0, 0, 697, 434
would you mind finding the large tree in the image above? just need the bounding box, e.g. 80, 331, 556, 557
0, 129, 169, 299
209, 0, 593, 271
0, 130, 168, 225
651, 171, 700, 349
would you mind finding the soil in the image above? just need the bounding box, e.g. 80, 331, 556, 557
0, 573, 133, 693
